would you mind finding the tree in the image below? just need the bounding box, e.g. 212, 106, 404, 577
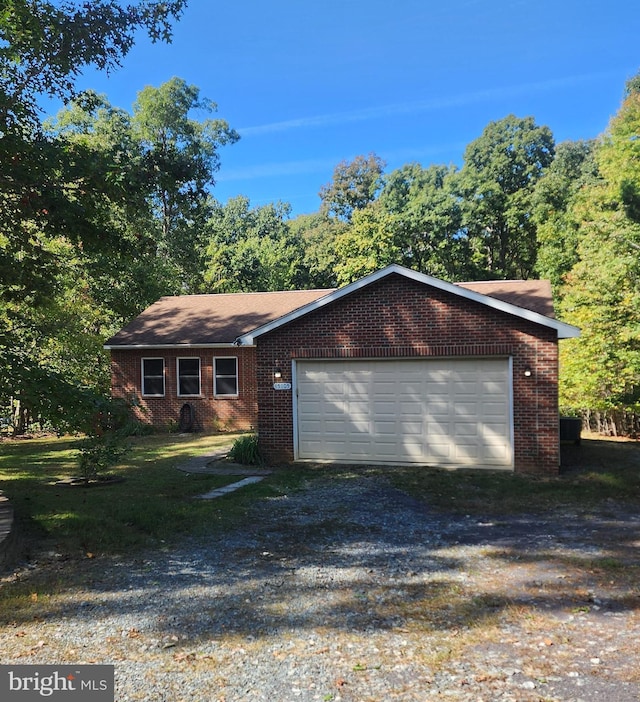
289, 212, 347, 289
378, 163, 468, 280
456, 115, 555, 279
1, 0, 186, 127
533, 140, 600, 291
131, 78, 239, 291
333, 205, 401, 285
0, 0, 186, 432
558, 80, 640, 432
319, 153, 386, 222
204, 197, 305, 292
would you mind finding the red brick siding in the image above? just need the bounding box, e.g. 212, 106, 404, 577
255, 274, 560, 475
110, 347, 257, 431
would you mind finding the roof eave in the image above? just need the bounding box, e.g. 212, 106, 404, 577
104, 342, 247, 351
237, 264, 581, 344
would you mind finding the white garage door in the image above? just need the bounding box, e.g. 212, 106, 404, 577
295, 358, 513, 468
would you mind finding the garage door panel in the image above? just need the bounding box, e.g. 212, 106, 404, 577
401, 422, 424, 435
428, 402, 451, 416
455, 422, 479, 436
400, 401, 423, 415
428, 442, 453, 459
296, 358, 512, 468
454, 403, 478, 419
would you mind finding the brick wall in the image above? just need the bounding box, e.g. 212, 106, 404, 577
110, 347, 257, 432
254, 274, 560, 475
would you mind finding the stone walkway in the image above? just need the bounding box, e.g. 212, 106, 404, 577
176, 448, 272, 499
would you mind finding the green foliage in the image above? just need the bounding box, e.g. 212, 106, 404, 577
378, 163, 469, 280
333, 205, 401, 284
557, 80, 640, 429
227, 434, 264, 466
131, 78, 240, 292
0, 1, 192, 434
0, 0, 186, 126
289, 212, 346, 289
533, 140, 600, 291
204, 196, 304, 292
319, 153, 386, 222
456, 114, 555, 279
77, 433, 129, 482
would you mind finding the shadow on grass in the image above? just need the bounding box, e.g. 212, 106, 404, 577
2, 435, 640, 645
0, 433, 251, 558
2, 458, 640, 644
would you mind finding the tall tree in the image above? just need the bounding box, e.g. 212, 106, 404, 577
319, 153, 386, 222
0, 0, 186, 431
131, 78, 239, 290
378, 163, 468, 280
289, 213, 347, 289
204, 197, 305, 292
0, 0, 186, 127
533, 140, 600, 291
333, 204, 401, 285
558, 78, 640, 430
456, 115, 555, 279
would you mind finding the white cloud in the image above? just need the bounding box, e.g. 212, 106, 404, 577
238, 72, 611, 137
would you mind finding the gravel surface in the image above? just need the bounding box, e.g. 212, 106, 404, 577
2, 470, 640, 701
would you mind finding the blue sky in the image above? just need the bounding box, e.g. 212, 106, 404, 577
67, 0, 639, 216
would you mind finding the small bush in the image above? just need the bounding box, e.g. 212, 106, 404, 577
228, 434, 264, 466
77, 432, 129, 482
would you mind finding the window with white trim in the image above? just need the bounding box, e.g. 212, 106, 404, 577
177, 358, 201, 396
142, 358, 165, 397
214, 357, 238, 397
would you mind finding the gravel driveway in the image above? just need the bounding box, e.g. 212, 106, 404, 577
2, 469, 640, 701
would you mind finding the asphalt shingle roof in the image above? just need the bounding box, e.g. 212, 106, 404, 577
105, 277, 555, 348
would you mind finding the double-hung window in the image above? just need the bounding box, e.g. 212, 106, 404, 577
214, 357, 238, 397
177, 358, 201, 396
142, 358, 165, 397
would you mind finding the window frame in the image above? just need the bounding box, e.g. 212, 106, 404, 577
141, 357, 165, 398
214, 356, 239, 398
177, 357, 202, 397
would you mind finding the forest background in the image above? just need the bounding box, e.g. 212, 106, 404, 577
2, 1, 640, 437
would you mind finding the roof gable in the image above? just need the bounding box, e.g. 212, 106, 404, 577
237, 265, 579, 343
105, 265, 579, 349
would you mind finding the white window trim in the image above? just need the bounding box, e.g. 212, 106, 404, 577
177, 357, 202, 397
141, 357, 165, 397
214, 356, 239, 398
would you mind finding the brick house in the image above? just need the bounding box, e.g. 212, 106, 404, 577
105, 265, 579, 474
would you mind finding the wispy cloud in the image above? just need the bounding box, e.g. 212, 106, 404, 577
217, 144, 464, 183
216, 157, 339, 182
238, 72, 612, 137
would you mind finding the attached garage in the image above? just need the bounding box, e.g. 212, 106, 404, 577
108, 264, 581, 475
240, 265, 580, 475
294, 358, 512, 468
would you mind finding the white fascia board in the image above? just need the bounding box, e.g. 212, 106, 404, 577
103, 342, 243, 351
237, 264, 580, 343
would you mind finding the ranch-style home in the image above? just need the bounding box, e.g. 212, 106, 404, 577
105, 264, 580, 475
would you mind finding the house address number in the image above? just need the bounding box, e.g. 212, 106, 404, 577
273, 382, 292, 390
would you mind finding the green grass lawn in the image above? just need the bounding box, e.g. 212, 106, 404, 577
390, 435, 640, 515
0, 432, 285, 558
1, 432, 639, 562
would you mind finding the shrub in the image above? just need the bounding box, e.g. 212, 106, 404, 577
77, 432, 129, 482
227, 434, 264, 466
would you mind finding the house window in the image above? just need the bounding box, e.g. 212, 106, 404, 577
214, 357, 238, 397
142, 358, 165, 397
177, 358, 201, 396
